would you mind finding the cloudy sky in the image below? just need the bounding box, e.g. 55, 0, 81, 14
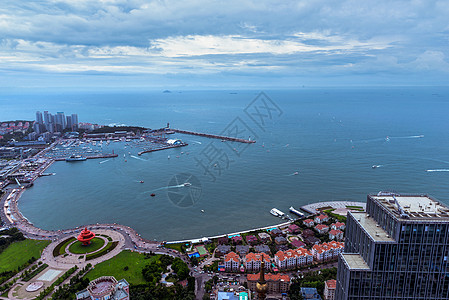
1, 0, 449, 88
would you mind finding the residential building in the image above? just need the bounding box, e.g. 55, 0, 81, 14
55, 112, 66, 130
245, 235, 258, 245
336, 193, 449, 300
224, 252, 240, 271
314, 214, 329, 224
76, 276, 129, 300
216, 245, 232, 256
245, 252, 270, 272
274, 248, 313, 270
254, 244, 271, 254
290, 239, 306, 249
35, 111, 43, 124
236, 245, 249, 256
288, 224, 301, 233
71, 113, 79, 129
232, 235, 243, 245
303, 219, 315, 227
217, 236, 229, 244
304, 236, 321, 246
274, 236, 287, 245
331, 222, 345, 231
329, 229, 344, 240
247, 273, 290, 293
315, 224, 329, 234
312, 241, 344, 262
302, 228, 315, 237
270, 228, 283, 236
324, 280, 336, 300
258, 232, 271, 243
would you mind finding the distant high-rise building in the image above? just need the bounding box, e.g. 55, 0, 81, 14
55, 112, 66, 130
35, 111, 43, 124
66, 115, 72, 130
335, 193, 449, 300
43, 111, 50, 126
33, 122, 41, 134
71, 114, 78, 129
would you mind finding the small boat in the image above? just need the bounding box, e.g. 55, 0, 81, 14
140, 180, 144, 183
201, 209, 205, 213
168, 156, 170, 159
150, 193, 156, 197
293, 171, 299, 175
183, 182, 191, 187
372, 165, 380, 169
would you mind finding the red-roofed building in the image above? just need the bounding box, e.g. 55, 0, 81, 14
303, 219, 314, 227
324, 279, 337, 300
274, 248, 313, 270
315, 224, 329, 234
245, 235, 258, 245
290, 239, 306, 249
224, 252, 240, 271
247, 273, 290, 293
329, 229, 344, 240
314, 214, 329, 224
331, 222, 345, 230
245, 252, 270, 272
311, 241, 344, 261
231, 236, 243, 245
287, 224, 300, 234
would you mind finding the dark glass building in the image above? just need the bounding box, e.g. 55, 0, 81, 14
336, 193, 449, 300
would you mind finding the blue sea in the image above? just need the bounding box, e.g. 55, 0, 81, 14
1, 87, 449, 241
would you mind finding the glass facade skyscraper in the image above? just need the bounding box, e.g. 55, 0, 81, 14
336, 193, 449, 300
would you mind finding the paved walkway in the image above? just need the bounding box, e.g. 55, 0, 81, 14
301, 201, 366, 214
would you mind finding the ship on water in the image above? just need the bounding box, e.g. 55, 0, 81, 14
289, 206, 305, 217
270, 208, 285, 217
65, 155, 87, 162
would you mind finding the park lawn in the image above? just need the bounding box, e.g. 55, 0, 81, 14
85, 250, 159, 285
0, 239, 50, 273
68, 238, 105, 254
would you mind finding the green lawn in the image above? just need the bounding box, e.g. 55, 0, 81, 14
85, 250, 159, 285
68, 238, 105, 254
0, 239, 50, 273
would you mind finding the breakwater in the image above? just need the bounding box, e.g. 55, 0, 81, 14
171, 129, 256, 143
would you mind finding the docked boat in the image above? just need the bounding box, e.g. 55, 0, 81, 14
270, 208, 285, 217
289, 206, 305, 217
66, 155, 87, 162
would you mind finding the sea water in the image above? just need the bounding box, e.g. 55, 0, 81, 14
1, 87, 449, 241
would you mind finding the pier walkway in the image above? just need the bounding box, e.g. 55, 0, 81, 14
171, 128, 256, 143
301, 201, 366, 214
137, 143, 188, 155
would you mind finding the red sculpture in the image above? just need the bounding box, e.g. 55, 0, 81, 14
77, 228, 96, 245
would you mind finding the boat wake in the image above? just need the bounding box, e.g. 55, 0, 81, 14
286, 171, 299, 176
144, 183, 191, 193
130, 155, 147, 161
99, 159, 110, 164
352, 135, 424, 144
192, 141, 202, 145
426, 169, 449, 172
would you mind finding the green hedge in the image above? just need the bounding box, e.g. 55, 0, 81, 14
53, 237, 76, 257
86, 241, 118, 261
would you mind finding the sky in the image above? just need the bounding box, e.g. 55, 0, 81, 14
1, 0, 449, 89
